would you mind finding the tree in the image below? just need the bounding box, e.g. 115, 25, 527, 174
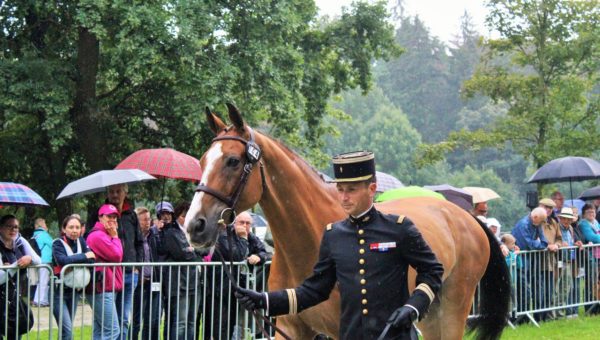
325, 87, 422, 182
0, 0, 399, 225
376, 15, 458, 143
418, 0, 600, 174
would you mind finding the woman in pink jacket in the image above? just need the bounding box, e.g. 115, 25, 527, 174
86, 204, 123, 340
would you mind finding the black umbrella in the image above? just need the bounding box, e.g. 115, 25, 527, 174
579, 185, 600, 201
527, 156, 600, 198
424, 184, 473, 211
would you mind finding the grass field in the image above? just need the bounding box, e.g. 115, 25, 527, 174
499, 314, 600, 339
461, 314, 600, 340
26, 313, 600, 339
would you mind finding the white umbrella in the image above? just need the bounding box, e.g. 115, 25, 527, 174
462, 186, 501, 204
375, 171, 404, 193
57, 169, 156, 200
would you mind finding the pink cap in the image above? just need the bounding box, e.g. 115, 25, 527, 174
98, 204, 120, 217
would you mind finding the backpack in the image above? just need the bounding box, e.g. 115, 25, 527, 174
29, 234, 42, 256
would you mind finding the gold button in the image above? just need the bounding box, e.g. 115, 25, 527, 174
361, 289, 367, 294
359, 249, 365, 254
360, 279, 366, 285
359, 239, 365, 245
359, 259, 365, 265
358, 230, 364, 235
362, 309, 368, 315
359, 269, 365, 275
362, 299, 368, 305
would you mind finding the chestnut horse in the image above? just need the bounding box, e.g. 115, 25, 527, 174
184, 103, 510, 340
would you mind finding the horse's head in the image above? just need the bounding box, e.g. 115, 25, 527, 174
184, 103, 266, 248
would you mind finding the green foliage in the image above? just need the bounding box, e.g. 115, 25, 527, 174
0, 0, 399, 223
420, 0, 600, 170
325, 87, 422, 183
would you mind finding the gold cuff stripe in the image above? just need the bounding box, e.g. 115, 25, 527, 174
416, 283, 435, 303
286, 289, 298, 314
332, 174, 374, 182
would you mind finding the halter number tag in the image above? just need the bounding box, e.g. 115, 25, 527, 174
247, 143, 261, 162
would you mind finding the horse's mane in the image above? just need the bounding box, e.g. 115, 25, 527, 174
257, 130, 331, 184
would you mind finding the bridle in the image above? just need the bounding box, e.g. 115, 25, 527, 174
195, 126, 267, 223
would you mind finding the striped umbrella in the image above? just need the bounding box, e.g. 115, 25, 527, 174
0, 182, 49, 206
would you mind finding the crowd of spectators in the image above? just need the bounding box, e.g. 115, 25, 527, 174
0, 183, 270, 340
504, 192, 600, 323
2, 184, 599, 338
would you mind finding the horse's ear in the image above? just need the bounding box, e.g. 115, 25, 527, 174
205, 106, 225, 134
226, 103, 245, 131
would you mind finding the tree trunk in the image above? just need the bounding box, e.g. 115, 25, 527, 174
72, 27, 107, 172
71, 27, 109, 220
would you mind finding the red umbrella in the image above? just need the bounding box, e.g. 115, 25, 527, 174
115, 148, 202, 182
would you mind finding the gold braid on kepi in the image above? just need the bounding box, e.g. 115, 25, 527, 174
331, 151, 375, 183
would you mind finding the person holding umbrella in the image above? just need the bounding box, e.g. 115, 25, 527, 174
0, 214, 41, 339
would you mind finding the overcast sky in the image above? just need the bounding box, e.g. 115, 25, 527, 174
316, 0, 491, 43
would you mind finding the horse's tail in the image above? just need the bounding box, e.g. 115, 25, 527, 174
467, 217, 510, 340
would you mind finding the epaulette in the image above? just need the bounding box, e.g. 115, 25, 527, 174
397, 215, 405, 224
326, 223, 333, 231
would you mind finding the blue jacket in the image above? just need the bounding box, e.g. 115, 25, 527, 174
33, 228, 54, 264
579, 219, 600, 244
512, 215, 548, 250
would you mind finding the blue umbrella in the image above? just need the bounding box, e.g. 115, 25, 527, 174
0, 182, 49, 206
564, 199, 585, 212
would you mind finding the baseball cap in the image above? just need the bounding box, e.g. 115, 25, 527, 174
98, 204, 120, 217
155, 201, 174, 216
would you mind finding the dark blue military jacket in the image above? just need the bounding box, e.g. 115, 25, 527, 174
267, 206, 444, 339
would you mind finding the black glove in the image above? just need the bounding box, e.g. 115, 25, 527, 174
234, 286, 266, 311
387, 305, 417, 329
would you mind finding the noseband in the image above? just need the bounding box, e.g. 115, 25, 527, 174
195, 127, 267, 216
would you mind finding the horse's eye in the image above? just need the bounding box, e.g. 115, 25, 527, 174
225, 157, 241, 168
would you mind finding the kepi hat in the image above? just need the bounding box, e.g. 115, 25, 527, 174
332, 151, 375, 183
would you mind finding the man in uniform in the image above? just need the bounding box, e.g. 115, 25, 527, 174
235, 151, 444, 339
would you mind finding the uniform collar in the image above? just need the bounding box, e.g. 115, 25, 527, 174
349, 205, 376, 225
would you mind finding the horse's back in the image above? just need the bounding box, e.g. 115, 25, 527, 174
375, 197, 489, 282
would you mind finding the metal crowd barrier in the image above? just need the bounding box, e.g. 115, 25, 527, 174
1, 261, 273, 340
2, 244, 599, 339
469, 243, 600, 327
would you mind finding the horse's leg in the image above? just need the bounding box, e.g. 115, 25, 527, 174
437, 269, 482, 340
418, 300, 441, 340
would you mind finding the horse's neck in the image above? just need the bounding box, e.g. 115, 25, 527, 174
258, 137, 343, 279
